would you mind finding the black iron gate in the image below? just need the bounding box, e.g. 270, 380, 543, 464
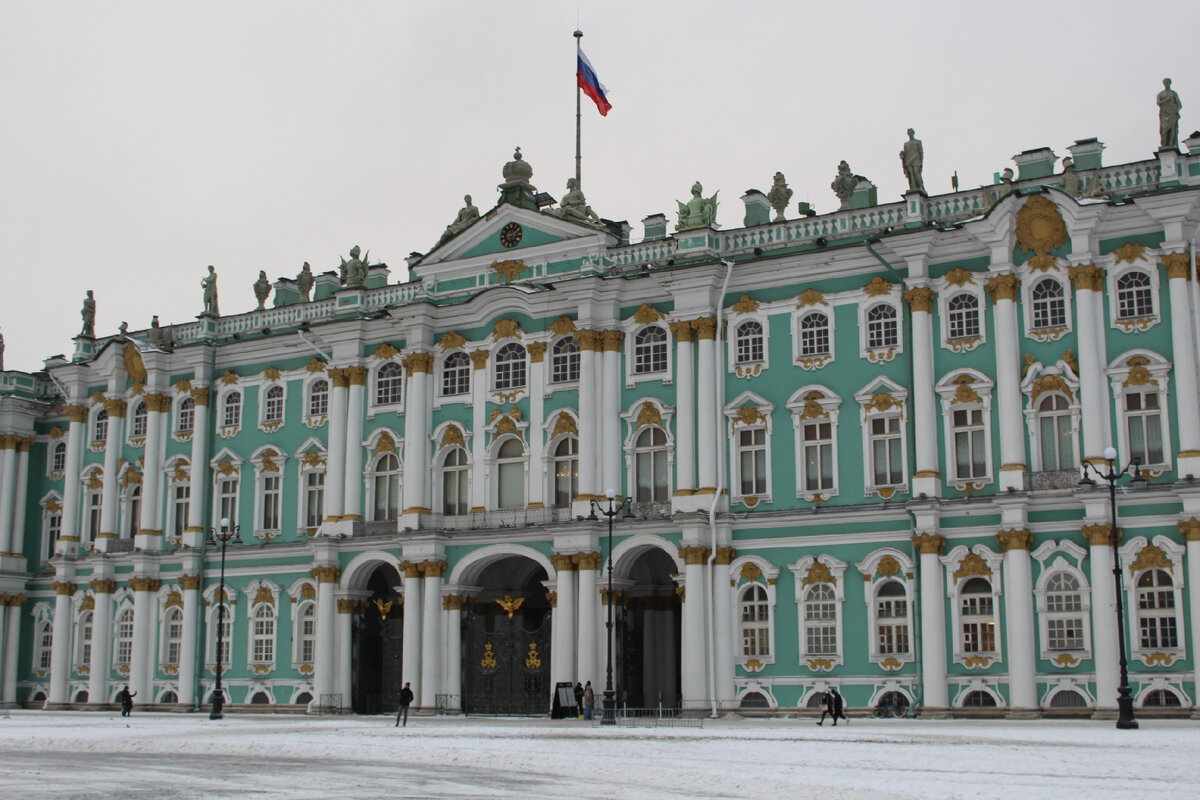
462, 607, 551, 715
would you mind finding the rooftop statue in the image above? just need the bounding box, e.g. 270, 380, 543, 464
340, 245, 368, 288
548, 178, 600, 224
254, 270, 271, 310
1060, 156, 1080, 197
1158, 77, 1182, 149
80, 289, 96, 338
831, 161, 857, 210
676, 181, 719, 231
147, 315, 166, 349
900, 129, 925, 193
438, 195, 481, 245
767, 172, 793, 222
201, 266, 219, 316
296, 262, 314, 302
118, 321, 128, 336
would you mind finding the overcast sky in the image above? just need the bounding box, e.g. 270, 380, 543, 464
1, 0, 1195, 372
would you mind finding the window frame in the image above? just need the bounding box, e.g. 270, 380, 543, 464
936, 273, 987, 353
792, 308, 834, 370
549, 335, 582, 385
1025, 275, 1071, 341
1108, 352, 1172, 473
247, 599, 277, 668
373, 361, 405, 408
936, 371, 995, 490
1119, 536, 1187, 666
366, 450, 403, 522
726, 394, 775, 506
791, 555, 847, 669
787, 387, 840, 502
730, 557, 779, 668
631, 325, 669, 377
942, 545, 1004, 666
440, 351, 473, 398
218, 389, 242, 437
128, 400, 148, 443
259, 382, 286, 432
1032, 541, 1092, 663
436, 444, 470, 516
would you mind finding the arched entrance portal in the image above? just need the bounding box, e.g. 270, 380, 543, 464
352, 563, 404, 714
618, 547, 681, 708
461, 555, 551, 714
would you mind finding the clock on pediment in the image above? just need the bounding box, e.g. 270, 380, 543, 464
499, 222, 523, 249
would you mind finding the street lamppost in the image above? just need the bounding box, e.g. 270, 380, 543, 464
1079, 446, 1144, 730
209, 517, 240, 720
588, 488, 633, 726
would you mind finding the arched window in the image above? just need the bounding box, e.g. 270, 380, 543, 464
442, 352, 471, 396
875, 580, 909, 655
93, 408, 108, 444
1124, 389, 1164, 465
803, 584, 837, 655
222, 392, 242, 428
551, 336, 581, 383
1136, 569, 1178, 650
633, 326, 668, 374
1044, 572, 1084, 651
962, 690, 997, 708
1031, 279, 1066, 330
740, 584, 770, 657
1048, 689, 1087, 708
799, 312, 830, 357
552, 437, 578, 508
251, 691, 272, 705
308, 379, 329, 417
1116, 271, 1153, 319
371, 453, 401, 521
115, 608, 134, 669
297, 602, 316, 664
960, 577, 995, 653
35, 620, 53, 671
163, 607, 183, 668
375, 362, 404, 405
735, 321, 764, 364
1143, 688, 1182, 707
947, 294, 980, 340
441, 448, 469, 516
176, 396, 195, 434
633, 427, 669, 502
496, 438, 525, 510
494, 343, 527, 390
51, 441, 67, 473
1038, 394, 1074, 471
130, 401, 148, 438
866, 305, 897, 349
263, 385, 284, 423
77, 610, 93, 668
251, 604, 276, 665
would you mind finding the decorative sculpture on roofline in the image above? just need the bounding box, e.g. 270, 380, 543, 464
831, 161, 857, 210
1158, 78, 1182, 150
676, 181, 719, 231
201, 266, 219, 316
767, 172, 793, 222
296, 262, 314, 302
548, 177, 600, 224
1060, 156, 1080, 197
900, 128, 925, 193
438, 195, 481, 245
254, 270, 271, 310
80, 290, 96, 338
340, 246, 368, 289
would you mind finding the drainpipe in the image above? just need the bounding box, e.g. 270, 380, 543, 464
297, 330, 332, 362
707, 258, 735, 718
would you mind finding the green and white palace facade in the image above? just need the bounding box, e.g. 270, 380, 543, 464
3, 136, 1200, 719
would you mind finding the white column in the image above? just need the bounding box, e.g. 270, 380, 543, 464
998, 531, 1037, 715
420, 561, 444, 707
48, 580, 74, 705
469, 351, 489, 512
336, 601, 352, 710
324, 370, 349, 523
312, 567, 339, 702
694, 320, 717, 493
444, 595, 463, 711
914, 535, 948, 711
601, 332, 623, 495
87, 580, 115, 705
129, 579, 159, 702
1086, 526, 1119, 715
575, 555, 599, 685
527, 348, 546, 508
12, 439, 30, 556
680, 547, 709, 706
401, 562, 423, 691
342, 366, 366, 523
712, 549, 736, 704
1165, 261, 1200, 472
96, 398, 126, 551
575, 333, 600, 509
671, 324, 696, 496
662, 599, 678, 705
59, 406, 88, 553
1183, 522, 1200, 719
0, 437, 18, 555
552, 556, 576, 684
989, 278, 1026, 490
402, 356, 432, 514
177, 573, 201, 707
906, 290, 940, 496
1070, 267, 1110, 461
183, 388, 211, 549
137, 395, 169, 549
1, 600, 19, 704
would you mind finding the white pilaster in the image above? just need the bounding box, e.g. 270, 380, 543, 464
336, 599, 353, 710
0, 439, 18, 555
989, 279, 1026, 490
59, 408, 87, 553
575, 335, 599, 512
998, 531, 1037, 715
575, 556, 599, 685
1165, 264, 1200, 475
552, 557, 576, 684
401, 562, 423, 692
1, 601, 19, 704
12, 440, 30, 557
527, 349, 546, 508
712, 550, 736, 705
672, 326, 696, 496
312, 566, 339, 703
420, 562, 444, 707
402, 358, 432, 515
444, 595, 463, 712
695, 322, 717, 493
323, 370, 349, 523
1184, 525, 1200, 719
183, 388, 211, 549
1086, 526, 1119, 716
87, 580, 114, 705
680, 547, 709, 706
469, 353, 488, 512
914, 534, 948, 712
1070, 267, 1111, 461
342, 366, 366, 523
177, 572, 201, 708
96, 398, 126, 551
601, 332, 623, 495
129, 580, 158, 702
136, 395, 168, 549
48, 578, 74, 706
907, 289, 940, 497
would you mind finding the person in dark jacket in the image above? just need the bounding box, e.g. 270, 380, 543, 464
396, 682, 414, 727
830, 688, 848, 725
582, 681, 595, 720
118, 686, 136, 717
574, 682, 584, 718
816, 690, 834, 725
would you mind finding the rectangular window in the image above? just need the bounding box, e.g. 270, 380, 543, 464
802, 421, 833, 491
305, 472, 325, 529
261, 475, 281, 531
952, 409, 987, 479
738, 428, 766, 496
46, 512, 62, 561
166, 615, 183, 666
1047, 618, 1083, 651
172, 484, 190, 540
870, 416, 903, 486
1125, 392, 1164, 465
87, 491, 103, 544
219, 478, 238, 526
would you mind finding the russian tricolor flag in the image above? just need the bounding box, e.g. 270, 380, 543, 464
577, 49, 611, 117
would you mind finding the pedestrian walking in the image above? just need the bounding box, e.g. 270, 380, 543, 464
816, 690, 834, 726
118, 685, 136, 717
395, 682, 414, 727
830, 688, 848, 725
582, 681, 595, 721
573, 682, 584, 718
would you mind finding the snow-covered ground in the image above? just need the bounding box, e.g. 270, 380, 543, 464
0, 711, 1195, 800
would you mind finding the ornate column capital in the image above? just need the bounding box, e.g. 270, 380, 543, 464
346, 366, 368, 387
419, 560, 447, 578
986, 274, 1020, 304
308, 565, 341, 584
668, 320, 695, 343
89, 579, 117, 594
65, 405, 89, 424
179, 575, 202, 591
1067, 263, 1105, 292
329, 368, 350, 389
469, 349, 490, 370
129, 577, 162, 593
102, 397, 127, 418
443, 594, 467, 611
401, 352, 434, 374
601, 330, 625, 351
995, 528, 1033, 551
713, 546, 737, 565
190, 387, 211, 406
550, 553, 577, 571
911, 533, 945, 555
575, 329, 601, 351
144, 393, 172, 413
545, 591, 557, 608
1082, 524, 1120, 546
678, 546, 712, 565
527, 342, 547, 363
1161, 251, 1192, 280
51, 581, 76, 596
691, 317, 717, 341
572, 552, 602, 570
904, 287, 935, 312
399, 560, 423, 579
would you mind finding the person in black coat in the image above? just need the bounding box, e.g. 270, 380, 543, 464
816, 690, 834, 725
118, 686, 136, 717
396, 682, 414, 727
830, 688, 848, 725
573, 682, 584, 718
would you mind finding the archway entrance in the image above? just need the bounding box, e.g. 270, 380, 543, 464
351, 563, 404, 714
619, 548, 681, 708
462, 555, 551, 715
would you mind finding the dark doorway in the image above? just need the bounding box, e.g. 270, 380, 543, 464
620, 548, 681, 708
352, 563, 404, 714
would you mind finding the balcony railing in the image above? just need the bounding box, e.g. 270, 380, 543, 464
419, 507, 574, 531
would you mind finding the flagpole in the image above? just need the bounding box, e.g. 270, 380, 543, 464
574, 29, 583, 187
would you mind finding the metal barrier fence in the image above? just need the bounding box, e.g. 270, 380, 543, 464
459, 693, 550, 716
434, 694, 462, 715
316, 693, 342, 715
592, 706, 704, 729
